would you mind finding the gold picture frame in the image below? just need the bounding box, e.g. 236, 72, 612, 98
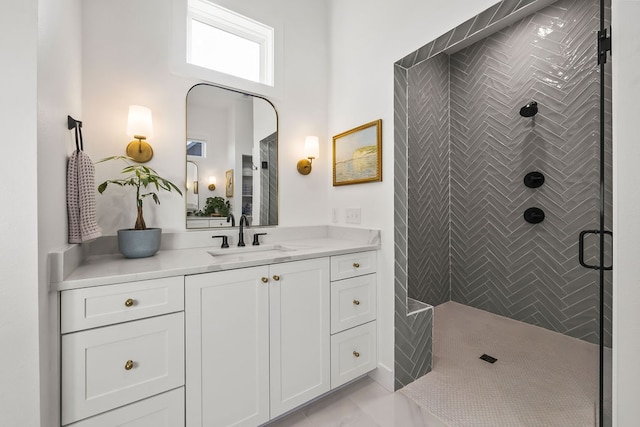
225, 169, 234, 197
333, 119, 382, 186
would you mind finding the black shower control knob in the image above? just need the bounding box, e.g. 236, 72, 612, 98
524, 207, 545, 224
524, 171, 545, 188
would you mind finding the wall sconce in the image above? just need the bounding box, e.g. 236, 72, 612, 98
208, 176, 216, 191
297, 136, 319, 175
126, 105, 154, 163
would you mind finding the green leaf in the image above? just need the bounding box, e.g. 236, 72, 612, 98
96, 155, 183, 214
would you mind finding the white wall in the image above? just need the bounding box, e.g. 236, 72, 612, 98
0, 1, 41, 425
612, 0, 640, 423
82, 0, 329, 235
37, 0, 83, 423
327, 0, 501, 389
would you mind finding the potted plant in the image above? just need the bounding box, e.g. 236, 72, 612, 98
97, 156, 182, 258
195, 196, 231, 217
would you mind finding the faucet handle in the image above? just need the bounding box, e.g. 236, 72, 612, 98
212, 235, 229, 248
252, 233, 267, 246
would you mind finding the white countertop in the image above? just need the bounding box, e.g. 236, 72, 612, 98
52, 236, 379, 291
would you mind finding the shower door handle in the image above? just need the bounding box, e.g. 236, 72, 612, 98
579, 229, 613, 271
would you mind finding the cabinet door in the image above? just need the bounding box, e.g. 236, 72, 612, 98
269, 258, 330, 417
185, 267, 269, 427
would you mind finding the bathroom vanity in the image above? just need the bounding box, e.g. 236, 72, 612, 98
51, 226, 379, 426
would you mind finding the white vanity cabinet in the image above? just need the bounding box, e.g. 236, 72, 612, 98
329, 251, 378, 388
185, 257, 330, 427
60, 276, 185, 426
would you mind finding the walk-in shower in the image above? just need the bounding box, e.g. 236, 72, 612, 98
394, 0, 612, 425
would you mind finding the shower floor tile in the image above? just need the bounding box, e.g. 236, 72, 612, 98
400, 301, 601, 427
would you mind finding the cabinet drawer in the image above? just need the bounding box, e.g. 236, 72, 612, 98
62, 313, 185, 425
331, 274, 377, 334
66, 387, 184, 427
330, 251, 376, 281
330, 321, 377, 389
61, 276, 184, 333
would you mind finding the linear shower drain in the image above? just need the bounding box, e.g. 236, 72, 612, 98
479, 354, 497, 364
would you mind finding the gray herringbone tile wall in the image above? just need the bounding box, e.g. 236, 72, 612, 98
404, 0, 612, 345
448, 0, 609, 345
407, 53, 451, 306
394, 62, 435, 390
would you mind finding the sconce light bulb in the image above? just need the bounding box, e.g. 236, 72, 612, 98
126, 105, 154, 162
298, 136, 319, 175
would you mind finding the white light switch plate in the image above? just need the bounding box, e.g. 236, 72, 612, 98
345, 208, 361, 224
332, 208, 339, 223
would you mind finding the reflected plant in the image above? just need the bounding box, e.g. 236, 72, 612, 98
195, 196, 231, 217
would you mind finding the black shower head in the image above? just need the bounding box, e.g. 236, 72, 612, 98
520, 101, 538, 117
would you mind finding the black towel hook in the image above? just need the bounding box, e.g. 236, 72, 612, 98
67, 115, 84, 152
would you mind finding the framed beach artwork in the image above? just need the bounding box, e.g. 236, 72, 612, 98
225, 169, 234, 197
333, 119, 382, 186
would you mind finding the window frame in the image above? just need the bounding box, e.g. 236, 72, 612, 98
186, 0, 274, 86
187, 139, 207, 158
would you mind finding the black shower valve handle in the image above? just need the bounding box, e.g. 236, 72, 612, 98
524, 207, 545, 224
524, 171, 545, 188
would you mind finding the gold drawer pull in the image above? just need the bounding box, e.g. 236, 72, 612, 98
273, 275, 280, 281
353, 351, 360, 358
261, 277, 269, 283
124, 360, 134, 370
124, 298, 134, 307
353, 262, 360, 268
353, 299, 360, 306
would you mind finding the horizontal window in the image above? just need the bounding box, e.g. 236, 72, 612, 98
187, 0, 274, 86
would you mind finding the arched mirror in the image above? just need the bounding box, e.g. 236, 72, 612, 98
185, 84, 278, 229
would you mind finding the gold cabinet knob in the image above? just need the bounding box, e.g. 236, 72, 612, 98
273, 275, 280, 281
353, 299, 360, 306
124, 298, 134, 307
353, 262, 360, 268
353, 351, 360, 358
124, 360, 134, 370
261, 277, 269, 283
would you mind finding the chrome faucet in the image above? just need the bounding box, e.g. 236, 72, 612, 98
226, 213, 235, 227
238, 215, 249, 247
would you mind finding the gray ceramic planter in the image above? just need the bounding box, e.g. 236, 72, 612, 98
117, 228, 162, 258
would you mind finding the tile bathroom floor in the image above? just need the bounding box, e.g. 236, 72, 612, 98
269, 301, 604, 427
266, 376, 448, 427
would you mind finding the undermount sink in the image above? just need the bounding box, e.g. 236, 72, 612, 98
207, 244, 298, 263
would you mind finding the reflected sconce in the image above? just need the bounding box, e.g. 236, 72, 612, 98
208, 176, 216, 191
126, 105, 154, 163
297, 136, 319, 175
193, 180, 199, 194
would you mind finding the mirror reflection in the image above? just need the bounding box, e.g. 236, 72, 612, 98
185, 84, 278, 229
186, 160, 199, 212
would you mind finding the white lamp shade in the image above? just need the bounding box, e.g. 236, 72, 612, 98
209, 176, 216, 185
127, 105, 153, 138
304, 136, 320, 159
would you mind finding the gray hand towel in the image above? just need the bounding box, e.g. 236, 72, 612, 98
67, 150, 102, 243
